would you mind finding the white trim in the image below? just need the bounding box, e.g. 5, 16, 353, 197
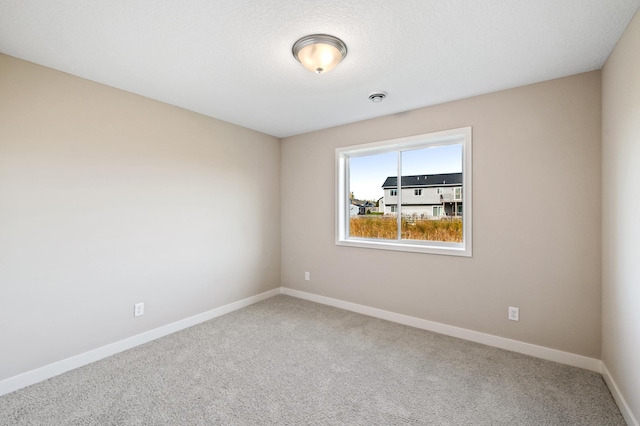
3, 286, 624, 410
335, 126, 472, 257
0, 288, 281, 397
281, 287, 602, 372
602, 363, 639, 426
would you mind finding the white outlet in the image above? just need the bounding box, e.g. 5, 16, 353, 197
304, 272, 310, 281
134, 302, 144, 317
508, 306, 519, 321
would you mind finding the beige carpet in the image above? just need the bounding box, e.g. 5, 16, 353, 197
0, 295, 625, 425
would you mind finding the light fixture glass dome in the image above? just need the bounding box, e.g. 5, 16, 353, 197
292, 34, 347, 74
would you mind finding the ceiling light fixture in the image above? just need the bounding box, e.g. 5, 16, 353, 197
292, 34, 347, 74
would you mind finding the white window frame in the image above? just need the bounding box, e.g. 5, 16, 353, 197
414, 189, 422, 196
454, 187, 462, 201
390, 189, 397, 196
336, 127, 472, 257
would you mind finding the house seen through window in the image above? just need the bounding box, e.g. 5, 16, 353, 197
336, 127, 472, 256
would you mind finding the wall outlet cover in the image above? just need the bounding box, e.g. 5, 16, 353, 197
134, 302, 144, 317
508, 306, 519, 321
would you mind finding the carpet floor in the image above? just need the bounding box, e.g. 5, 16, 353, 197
0, 295, 625, 425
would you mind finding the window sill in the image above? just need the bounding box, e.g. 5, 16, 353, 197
336, 237, 471, 257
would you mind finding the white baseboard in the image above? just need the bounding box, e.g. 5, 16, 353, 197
0, 288, 281, 397
602, 363, 639, 426
280, 287, 602, 373
0, 286, 620, 408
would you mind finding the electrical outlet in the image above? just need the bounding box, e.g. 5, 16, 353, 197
508, 306, 519, 321
134, 302, 144, 317
304, 272, 310, 281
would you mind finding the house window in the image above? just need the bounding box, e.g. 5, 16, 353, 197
455, 187, 462, 200
336, 127, 472, 257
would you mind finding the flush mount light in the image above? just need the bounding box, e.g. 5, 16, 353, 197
292, 34, 347, 74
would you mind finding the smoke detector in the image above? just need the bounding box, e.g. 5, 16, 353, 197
369, 91, 387, 103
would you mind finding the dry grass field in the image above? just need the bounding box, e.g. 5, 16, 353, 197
350, 216, 462, 242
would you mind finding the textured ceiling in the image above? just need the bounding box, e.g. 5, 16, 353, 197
1, 1, 638, 138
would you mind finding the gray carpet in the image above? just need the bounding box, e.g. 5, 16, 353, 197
0, 295, 625, 425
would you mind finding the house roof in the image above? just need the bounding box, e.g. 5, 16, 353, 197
351, 199, 375, 207
382, 173, 462, 188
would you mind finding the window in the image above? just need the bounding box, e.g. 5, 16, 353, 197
336, 127, 472, 256
455, 187, 462, 200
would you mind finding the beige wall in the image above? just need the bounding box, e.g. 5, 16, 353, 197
2, 41, 626, 399
0, 54, 281, 380
602, 10, 640, 422
282, 71, 602, 358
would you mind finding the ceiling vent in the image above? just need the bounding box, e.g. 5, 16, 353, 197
369, 92, 387, 103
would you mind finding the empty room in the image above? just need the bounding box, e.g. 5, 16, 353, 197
1, 1, 639, 425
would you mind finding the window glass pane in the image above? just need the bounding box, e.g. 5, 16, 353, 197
348, 152, 397, 239
399, 144, 463, 242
